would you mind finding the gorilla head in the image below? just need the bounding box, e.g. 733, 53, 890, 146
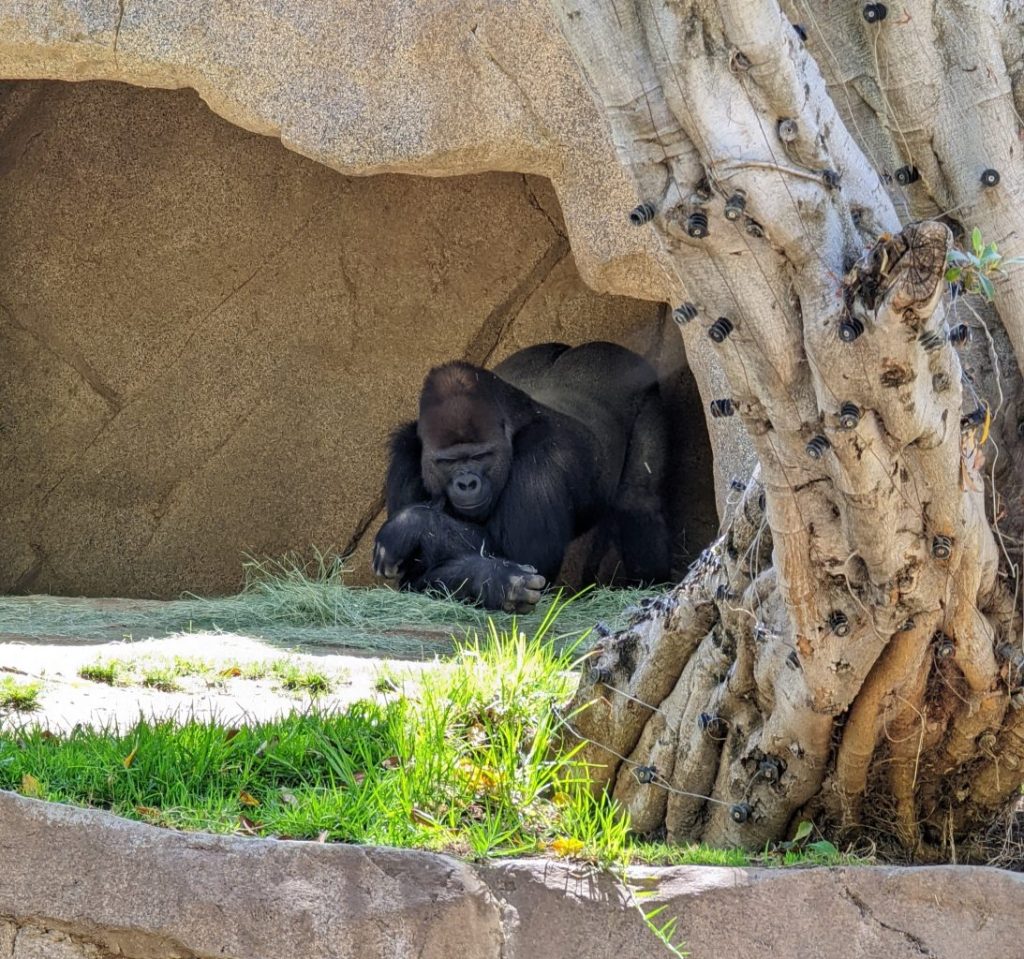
417, 363, 515, 520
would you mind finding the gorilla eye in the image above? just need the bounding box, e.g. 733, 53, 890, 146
469, 452, 492, 461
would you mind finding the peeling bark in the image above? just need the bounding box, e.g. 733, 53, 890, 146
553, 0, 1024, 852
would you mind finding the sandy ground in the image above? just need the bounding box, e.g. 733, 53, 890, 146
0, 631, 437, 733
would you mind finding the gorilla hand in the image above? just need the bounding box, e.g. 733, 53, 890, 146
480, 560, 547, 614
372, 506, 431, 579
372, 505, 489, 581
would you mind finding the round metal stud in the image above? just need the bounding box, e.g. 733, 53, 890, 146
894, 165, 920, 185
838, 315, 865, 342
806, 434, 831, 459
730, 803, 752, 824
838, 402, 861, 430
708, 317, 734, 343
687, 210, 710, 238
828, 610, 851, 637
672, 302, 698, 324
629, 203, 656, 226
724, 191, 747, 221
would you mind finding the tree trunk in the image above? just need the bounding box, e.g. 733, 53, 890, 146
552, 0, 1024, 854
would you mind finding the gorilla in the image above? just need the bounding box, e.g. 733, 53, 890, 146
372, 341, 671, 612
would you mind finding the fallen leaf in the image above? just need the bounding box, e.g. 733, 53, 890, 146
352, 771, 366, 786
454, 758, 502, 794
792, 820, 814, 843
239, 791, 260, 808
410, 807, 440, 828
224, 728, 241, 741
135, 806, 161, 820
238, 815, 261, 835
219, 666, 243, 678
551, 791, 571, 807
550, 837, 585, 857
279, 790, 298, 806
20, 774, 42, 798
381, 755, 401, 770
316, 830, 329, 843
123, 745, 139, 769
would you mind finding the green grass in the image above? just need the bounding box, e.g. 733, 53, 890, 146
79, 656, 216, 691
0, 552, 661, 659
0, 677, 42, 712
268, 660, 335, 696
0, 604, 860, 870
2, 606, 630, 860
139, 664, 184, 693
78, 660, 126, 686
77, 653, 345, 698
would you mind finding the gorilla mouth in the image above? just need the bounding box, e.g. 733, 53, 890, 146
450, 496, 490, 519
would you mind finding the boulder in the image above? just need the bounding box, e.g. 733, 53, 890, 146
2, 791, 1023, 959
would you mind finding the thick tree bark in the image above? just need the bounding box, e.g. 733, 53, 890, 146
552, 0, 1024, 854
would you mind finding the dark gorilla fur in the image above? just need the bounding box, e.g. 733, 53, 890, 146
372, 341, 672, 612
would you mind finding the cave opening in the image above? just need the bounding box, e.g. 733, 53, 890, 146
0, 79, 717, 600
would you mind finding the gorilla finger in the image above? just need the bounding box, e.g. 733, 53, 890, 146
373, 546, 401, 579
525, 574, 547, 591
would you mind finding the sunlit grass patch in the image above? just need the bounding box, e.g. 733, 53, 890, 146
268, 660, 336, 696
0, 677, 42, 712
78, 660, 127, 686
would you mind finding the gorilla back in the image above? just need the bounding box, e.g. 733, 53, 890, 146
372, 341, 671, 612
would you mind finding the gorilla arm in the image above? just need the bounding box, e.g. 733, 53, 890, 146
373, 504, 546, 613
384, 421, 430, 514
487, 419, 586, 581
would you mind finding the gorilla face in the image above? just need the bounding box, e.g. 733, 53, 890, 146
418, 381, 513, 520
424, 440, 511, 519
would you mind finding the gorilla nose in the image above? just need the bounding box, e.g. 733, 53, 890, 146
455, 475, 480, 494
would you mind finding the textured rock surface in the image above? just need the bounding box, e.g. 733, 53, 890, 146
0, 0, 760, 596
0, 0, 673, 302
0, 80, 716, 597
3, 790, 1023, 958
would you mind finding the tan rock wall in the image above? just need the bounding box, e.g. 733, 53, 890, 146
0, 80, 714, 598
3, 791, 1023, 959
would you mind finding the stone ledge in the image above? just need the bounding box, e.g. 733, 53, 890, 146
2, 791, 1022, 958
